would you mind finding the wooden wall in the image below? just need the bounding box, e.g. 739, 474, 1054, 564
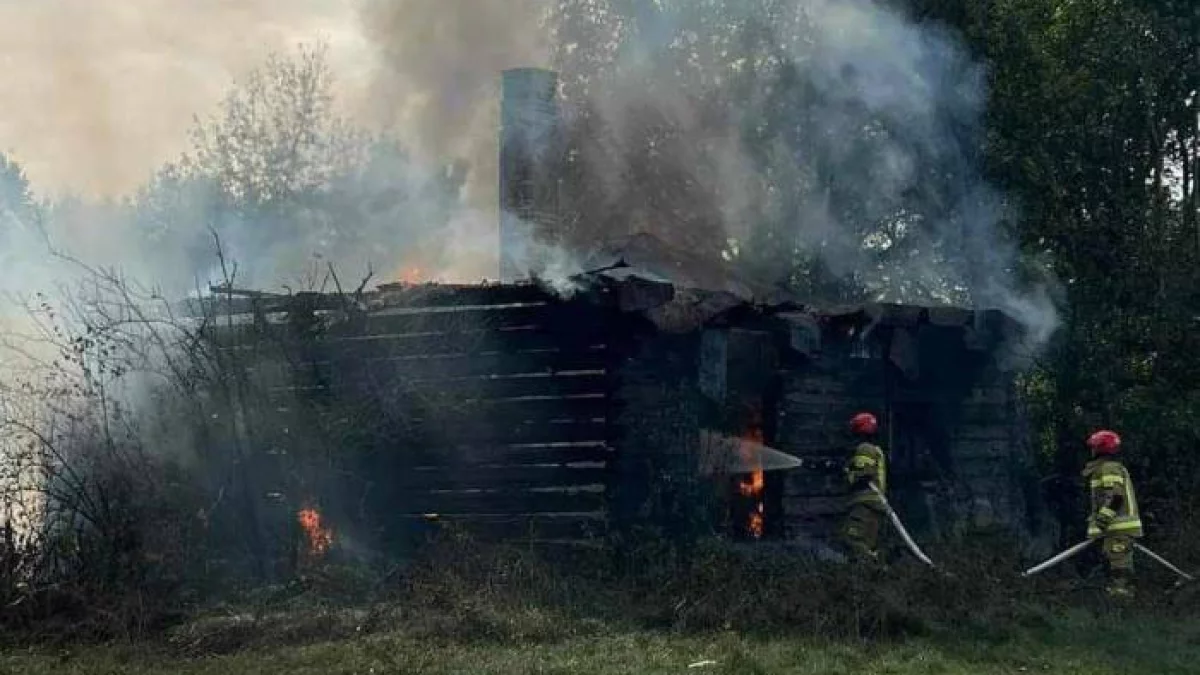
205, 284, 616, 554
767, 307, 1039, 543
203, 285, 1044, 557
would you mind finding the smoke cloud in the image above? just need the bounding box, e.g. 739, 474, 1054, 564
0, 0, 1058, 345
537, 0, 1060, 345
0, 0, 1063, 544
0, 0, 373, 200
359, 0, 550, 210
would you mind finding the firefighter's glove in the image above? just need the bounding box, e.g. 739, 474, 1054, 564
1094, 507, 1117, 531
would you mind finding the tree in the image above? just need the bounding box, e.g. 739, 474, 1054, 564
185, 43, 362, 214
906, 0, 1200, 530
0, 152, 36, 235
131, 44, 467, 292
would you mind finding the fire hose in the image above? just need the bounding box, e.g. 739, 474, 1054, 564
1134, 543, 1196, 582
1022, 539, 1093, 577
869, 483, 936, 568
1022, 539, 1195, 583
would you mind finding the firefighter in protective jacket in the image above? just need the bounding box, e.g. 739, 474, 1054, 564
1083, 429, 1143, 598
840, 412, 887, 561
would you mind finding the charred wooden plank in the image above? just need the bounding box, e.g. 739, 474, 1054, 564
394, 487, 606, 514
408, 395, 609, 421
354, 304, 582, 337
322, 328, 604, 359
368, 284, 555, 307
340, 346, 609, 381
392, 465, 608, 491
202, 304, 559, 344
951, 443, 1014, 461
283, 384, 608, 418
272, 371, 609, 402
411, 418, 609, 446
187, 284, 558, 318
782, 495, 845, 517
782, 474, 844, 498
393, 513, 607, 541
383, 443, 613, 467
951, 426, 1011, 443
185, 296, 343, 318
388, 372, 608, 399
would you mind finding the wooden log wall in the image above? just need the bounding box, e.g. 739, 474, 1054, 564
606, 326, 713, 543
771, 311, 1035, 543
775, 354, 886, 540
206, 284, 616, 550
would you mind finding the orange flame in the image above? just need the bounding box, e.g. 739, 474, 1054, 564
297, 506, 333, 557
738, 424, 766, 539
391, 264, 425, 285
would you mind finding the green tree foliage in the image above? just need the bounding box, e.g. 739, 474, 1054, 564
908, 0, 1199, 530
185, 44, 362, 214
0, 152, 36, 230
131, 44, 466, 293
0, 152, 43, 280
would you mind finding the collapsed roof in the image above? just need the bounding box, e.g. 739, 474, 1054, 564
182, 230, 1029, 370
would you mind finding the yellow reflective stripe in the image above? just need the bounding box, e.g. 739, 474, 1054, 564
1125, 479, 1140, 521
1098, 507, 1117, 519
851, 456, 877, 468
1107, 519, 1143, 532
1099, 475, 1125, 488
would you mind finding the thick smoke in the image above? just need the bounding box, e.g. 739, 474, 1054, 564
0, 0, 374, 200
0, 0, 1062, 547
359, 0, 550, 206
356, 0, 1058, 345
357, 0, 552, 281
545, 0, 1059, 345
0, 0, 1058, 340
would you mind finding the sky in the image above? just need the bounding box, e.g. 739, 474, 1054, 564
0, 0, 376, 199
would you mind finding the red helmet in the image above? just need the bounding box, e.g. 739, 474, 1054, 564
1087, 430, 1121, 455
849, 412, 878, 436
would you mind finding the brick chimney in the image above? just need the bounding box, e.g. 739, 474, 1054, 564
498, 68, 561, 282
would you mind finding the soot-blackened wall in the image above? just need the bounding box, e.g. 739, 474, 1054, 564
692, 302, 1049, 550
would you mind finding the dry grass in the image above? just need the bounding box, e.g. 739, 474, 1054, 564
3, 534, 1198, 674
3, 612, 1199, 675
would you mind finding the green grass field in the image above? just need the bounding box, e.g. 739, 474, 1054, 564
2, 605, 1196, 675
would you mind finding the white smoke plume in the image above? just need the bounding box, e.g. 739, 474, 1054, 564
0, 0, 1058, 344
540, 0, 1060, 346
355, 0, 1059, 344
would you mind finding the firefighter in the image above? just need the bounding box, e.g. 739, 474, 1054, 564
1083, 429, 1143, 598
840, 412, 887, 561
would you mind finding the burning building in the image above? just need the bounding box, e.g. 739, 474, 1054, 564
190, 67, 1053, 569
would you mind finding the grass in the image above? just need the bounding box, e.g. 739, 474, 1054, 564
2, 609, 1198, 675
2, 534, 1198, 674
